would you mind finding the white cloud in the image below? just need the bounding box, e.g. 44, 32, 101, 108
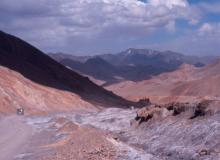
149, 0, 188, 9
148, 22, 220, 56
198, 22, 220, 38
0, 0, 201, 54
198, 23, 213, 35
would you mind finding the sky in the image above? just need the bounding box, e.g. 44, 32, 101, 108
0, 0, 220, 56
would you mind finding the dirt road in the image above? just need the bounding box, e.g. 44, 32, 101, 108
0, 116, 33, 160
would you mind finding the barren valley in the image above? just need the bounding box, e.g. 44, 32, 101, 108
1, 31, 220, 160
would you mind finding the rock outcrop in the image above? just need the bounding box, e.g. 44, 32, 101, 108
133, 100, 215, 125
126, 100, 220, 159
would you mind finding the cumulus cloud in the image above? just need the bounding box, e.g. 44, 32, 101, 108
0, 0, 201, 54
198, 23, 214, 35
149, 22, 220, 56
198, 22, 220, 39
149, 0, 188, 8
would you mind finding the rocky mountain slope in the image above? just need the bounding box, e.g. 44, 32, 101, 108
0, 31, 138, 113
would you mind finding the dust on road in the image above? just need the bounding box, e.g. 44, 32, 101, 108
0, 116, 33, 160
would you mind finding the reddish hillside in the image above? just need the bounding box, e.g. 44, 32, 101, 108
194, 59, 220, 77
0, 65, 94, 114
0, 31, 136, 113
172, 59, 220, 97
107, 61, 220, 103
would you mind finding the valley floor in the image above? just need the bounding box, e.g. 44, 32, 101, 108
1, 106, 220, 160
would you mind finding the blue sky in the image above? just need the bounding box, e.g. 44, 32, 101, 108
189, 0, 217, 4
0, 0, 220, 56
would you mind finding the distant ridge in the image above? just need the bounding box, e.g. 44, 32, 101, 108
49, 48, 216, 85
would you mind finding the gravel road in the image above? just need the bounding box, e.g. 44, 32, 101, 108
0, 116, 33, 160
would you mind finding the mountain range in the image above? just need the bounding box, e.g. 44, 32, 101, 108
49, 49, 217, 86
1, 30, 218, 114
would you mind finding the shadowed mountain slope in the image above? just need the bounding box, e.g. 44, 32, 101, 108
60, 57, 119, 84
0, 31, 136, 111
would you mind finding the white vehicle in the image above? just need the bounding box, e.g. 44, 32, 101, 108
17, 108, 24, 115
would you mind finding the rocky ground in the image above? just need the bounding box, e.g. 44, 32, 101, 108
1, 99, 220, 160
127, 100, 220, 160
